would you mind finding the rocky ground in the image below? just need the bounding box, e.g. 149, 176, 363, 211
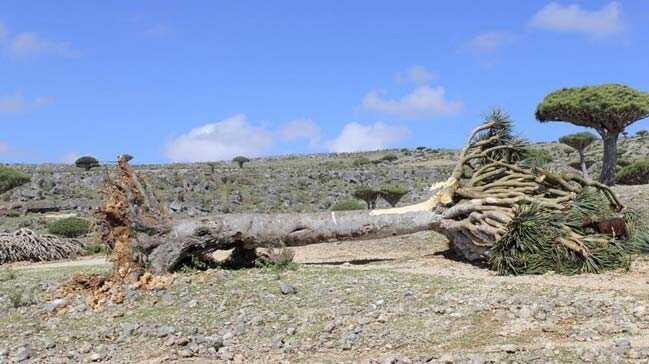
4, 229, 649, 363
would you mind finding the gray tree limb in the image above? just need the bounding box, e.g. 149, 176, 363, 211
146, 210, 445, 273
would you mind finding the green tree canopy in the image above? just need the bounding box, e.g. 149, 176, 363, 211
75, 156, 100, 171
536, 84, 649, 134
352, 187, 379, 209
558, 132, 597, 153
378, 184, 408, 207
536, 84, 649, 185
232, 156, 250, 168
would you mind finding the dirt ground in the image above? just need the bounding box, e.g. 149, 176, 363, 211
3, 229, 649, 363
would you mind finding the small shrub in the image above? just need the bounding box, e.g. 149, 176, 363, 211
83, 243, 108, 255
618, 159, 649, 185
636, 130, 648, 137
7, 286, 35, 308
0, 166, 31, 194
75, 156, 100, 171
352, 157, 371, 167
331, 200, 365, 211
47, 217, 91, 238
232, 156, 250, 168
379, 153, 398, 162
256, 247, 297, 274
0, 268, 16, 282
522, 148, 553, 167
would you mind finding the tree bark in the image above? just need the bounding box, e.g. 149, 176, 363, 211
145, 210, 445, 273
578, 150, 590, 179
600, 132, 619, 186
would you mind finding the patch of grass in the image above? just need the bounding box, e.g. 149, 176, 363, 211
6, 286, 35, 308
256, 248, 298, 277
0, 268, 16, 282
83, 243, 109, 255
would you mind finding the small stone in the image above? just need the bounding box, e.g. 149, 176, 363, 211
280, 282, 297, 295
219, 347, 234, 361
501, 344, 518, 353
13, 346, 30, 362
271, 336, 284, 349
46, 298, 68, 313
323, 322, 336, 333
89, 352, 103, 362
615, 338, 632, 352
43, 339, 56, 349
175, 337, 190, 346
222, 331, 234, 341
179, 349, 193, 358
157, 325, 175, 338
206, 336, 224, 350
80, 344, 92, 354
287, 327, 297, 336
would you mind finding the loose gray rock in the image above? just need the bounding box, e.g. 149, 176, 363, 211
280, 282, 297, 295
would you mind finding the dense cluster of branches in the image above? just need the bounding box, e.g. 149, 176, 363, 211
0, 229, 83, 264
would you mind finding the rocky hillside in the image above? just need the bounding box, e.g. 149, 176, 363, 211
0, 148, 457, 233
2, 133, 648, 234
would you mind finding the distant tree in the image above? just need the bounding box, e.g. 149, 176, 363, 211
0, 166, 30, 194
378, 184, 408, 207
207, 162, 218, 174
232, 156, 250, 169
75, 156, 100, 171
352, 187, 379, 209
637, 130, 649, 138
559, 132, 597, 179
536, 84, 649, 185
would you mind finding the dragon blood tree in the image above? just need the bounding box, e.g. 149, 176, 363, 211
559, 132, 597, 179
98, 110, 649, 281
536, 84, 649, 186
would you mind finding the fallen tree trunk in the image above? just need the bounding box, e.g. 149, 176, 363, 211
99, 110, 647, 278
147, 210, 445, 273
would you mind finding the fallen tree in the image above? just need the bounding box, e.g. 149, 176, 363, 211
98, 110, 649, 279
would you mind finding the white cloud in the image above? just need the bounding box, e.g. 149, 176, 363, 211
327, 122, 409, 153
0, 141, 9, 154
361, 85, 462, 118
165, 114, 274, 162
279, 118, 321, 147
5, 32, 79, 59
466, 31, 514, 53
0, 91, 53, 114
395, 66, 437, 85
530, 2, 623, 37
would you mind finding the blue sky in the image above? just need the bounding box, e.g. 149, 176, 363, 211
0, 1, 648, 163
